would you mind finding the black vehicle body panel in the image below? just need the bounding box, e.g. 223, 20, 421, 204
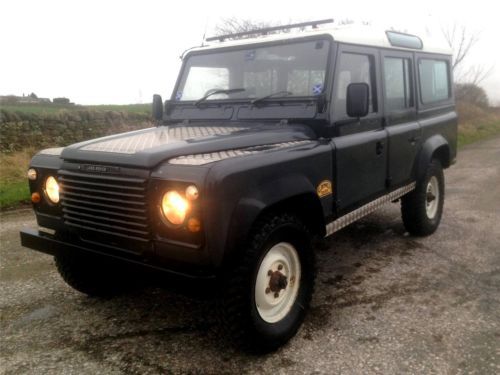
21, 37, 457, 279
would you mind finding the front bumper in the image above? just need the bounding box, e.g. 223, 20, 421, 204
20, 228, 215, 280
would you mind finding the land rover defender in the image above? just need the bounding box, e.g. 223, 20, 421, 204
20, 19, 457, 351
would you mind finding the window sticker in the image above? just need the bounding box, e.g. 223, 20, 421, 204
312, 83, 323, 95
245, 50, 256, 61
175, 91, 183, 100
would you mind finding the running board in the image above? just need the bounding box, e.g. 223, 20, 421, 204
325, 182, 416, 237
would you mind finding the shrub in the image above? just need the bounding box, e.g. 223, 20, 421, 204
454, 83, 489, 108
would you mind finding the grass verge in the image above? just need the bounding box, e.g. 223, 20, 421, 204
458, 119, 500, 147
0, 149, 34, 210
0, 181, 30, 209
457, 104, 500, 147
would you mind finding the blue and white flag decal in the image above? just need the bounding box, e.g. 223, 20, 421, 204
245, 50, 256, 61
312, 83, 323, 95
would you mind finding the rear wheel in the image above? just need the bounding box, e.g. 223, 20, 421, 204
218, 213, 315, 352
401, 159, 445, 236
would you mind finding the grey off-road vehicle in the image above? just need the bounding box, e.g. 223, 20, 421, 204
20, 19, 457, 351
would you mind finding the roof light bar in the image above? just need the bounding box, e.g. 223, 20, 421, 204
206, 19, 334, 42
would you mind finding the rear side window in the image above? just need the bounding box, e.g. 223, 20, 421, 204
334, 53, 377, 119
384, 57, 413, 110
418, 59, 450, 103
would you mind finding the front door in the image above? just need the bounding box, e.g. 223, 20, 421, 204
331, 45, 388, 213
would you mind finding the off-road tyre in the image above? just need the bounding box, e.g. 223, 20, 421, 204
217, 213, 315, 353
55, 253, 129, 298
401, 159, 445, 236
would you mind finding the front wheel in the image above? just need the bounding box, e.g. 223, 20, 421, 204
401, 159, 445, 236
55, 253, 131, 297
218, 214, 315, 352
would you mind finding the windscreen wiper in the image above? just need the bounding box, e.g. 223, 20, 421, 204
251, 91, 293, 106
195, 88, 246, 107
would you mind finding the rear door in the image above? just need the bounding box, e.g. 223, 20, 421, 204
381, 50, 421, 186
331, 45, 388, 213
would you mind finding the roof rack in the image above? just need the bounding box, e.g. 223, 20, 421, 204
206, 19, 334, 42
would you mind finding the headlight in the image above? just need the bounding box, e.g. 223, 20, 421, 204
45, 176, 60, 204
161, 190, 189, 225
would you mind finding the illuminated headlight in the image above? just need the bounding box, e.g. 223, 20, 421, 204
45, 176, 60, 204
161, 191, 189, 225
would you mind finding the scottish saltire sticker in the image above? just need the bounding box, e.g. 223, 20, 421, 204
312, 83, 323, 95
245, 50, 256, 61
175, 91, 183, 100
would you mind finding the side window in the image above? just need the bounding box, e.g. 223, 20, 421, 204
334, 53, 377, 119
384, 57, 413, 111
418, 59, 450, 103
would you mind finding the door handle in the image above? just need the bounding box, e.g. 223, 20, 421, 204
408, 136, 421, 145
376, 141, 384, 155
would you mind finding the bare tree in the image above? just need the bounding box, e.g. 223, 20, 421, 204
442, 23, 479, 71
459, 64, 494, 86
213, 17, 325, 39
441, 23, 494, 88
213, 18, 279, 38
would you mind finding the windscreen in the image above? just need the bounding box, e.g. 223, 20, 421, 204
175, 39, 330, 102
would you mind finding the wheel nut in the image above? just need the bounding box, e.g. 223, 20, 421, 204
274, 292, 280, 298
265, 287, 271, 294
278, 264, 283, 271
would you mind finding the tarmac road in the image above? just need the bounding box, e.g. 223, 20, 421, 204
1, 137, 499, 374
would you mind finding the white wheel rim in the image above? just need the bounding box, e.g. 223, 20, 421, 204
426, 176, 440, 219
254, 242, 301, 323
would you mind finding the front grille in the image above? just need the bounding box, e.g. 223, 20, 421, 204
59, 170, 151, 253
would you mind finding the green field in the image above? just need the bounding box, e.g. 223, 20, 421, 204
85, 103, 151, 114
1, 102, 151, 116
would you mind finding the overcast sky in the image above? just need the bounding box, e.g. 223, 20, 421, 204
1, 0, 499, 105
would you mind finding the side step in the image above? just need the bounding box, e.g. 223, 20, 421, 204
325, 182, 416, 237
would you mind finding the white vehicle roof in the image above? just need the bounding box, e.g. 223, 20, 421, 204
192, 24, 452, 56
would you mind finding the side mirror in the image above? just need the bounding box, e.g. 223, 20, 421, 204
346, 83, 369, 118
164, 99, 173, 116
152, 94, 163, 121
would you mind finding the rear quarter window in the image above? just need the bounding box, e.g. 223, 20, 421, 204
418, 59, 451, 104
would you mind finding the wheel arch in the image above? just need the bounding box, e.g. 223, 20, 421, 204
416, 135, 451, 180
222, 178, 326, 269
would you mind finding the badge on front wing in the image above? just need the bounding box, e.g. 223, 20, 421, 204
317, 180, 333, 198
